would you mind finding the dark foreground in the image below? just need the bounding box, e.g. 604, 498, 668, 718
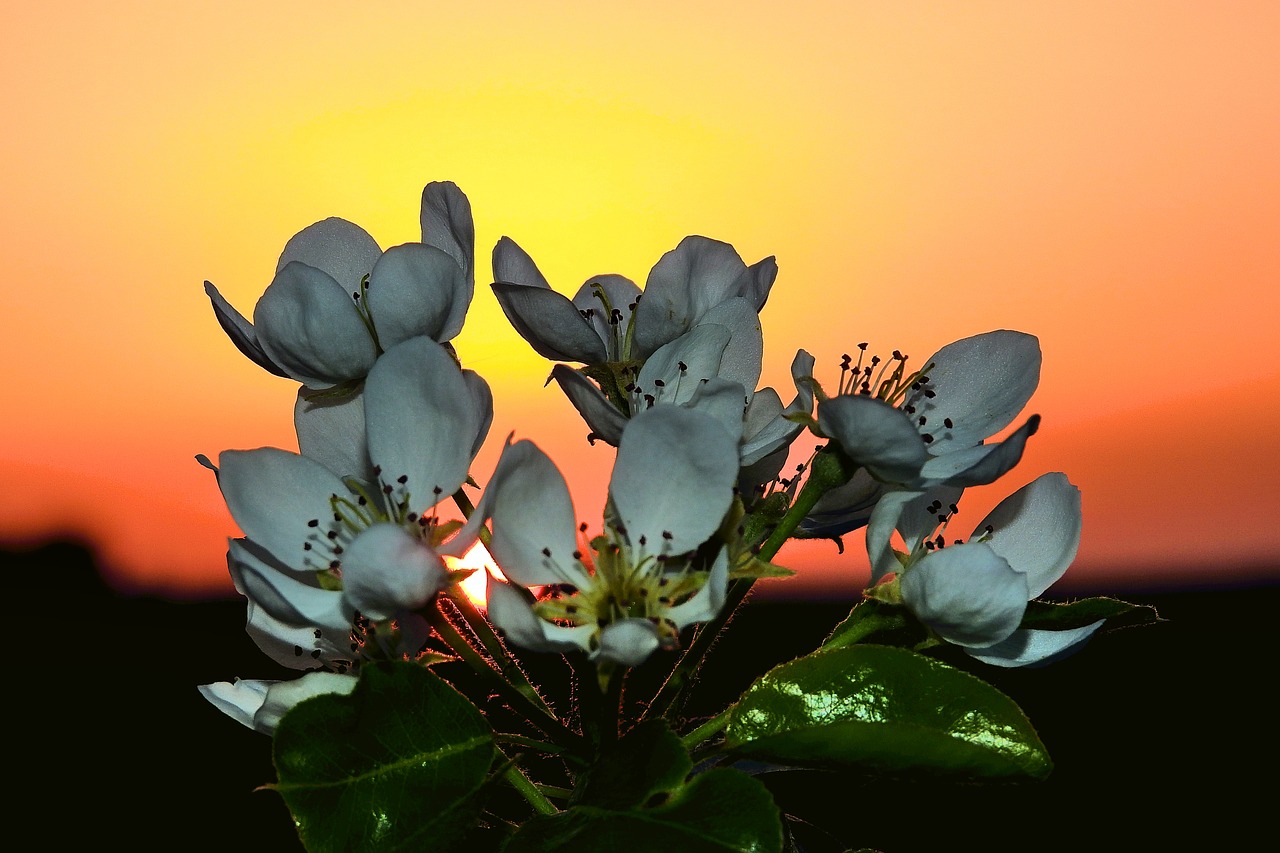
10, 541, 1271, 851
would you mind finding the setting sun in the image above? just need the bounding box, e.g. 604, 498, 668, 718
445, 542, 503, 610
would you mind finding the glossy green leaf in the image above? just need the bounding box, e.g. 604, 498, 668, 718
725, 645, 1051, 780
505, 767, 783, 853
1021, 596, 1160, 632
571, 719, 691, 809
271, 661, 494, 853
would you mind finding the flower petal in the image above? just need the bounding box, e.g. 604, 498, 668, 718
294, 386, 373, 482
818, 395, 929, 485
552, 365, 627, 446
366, 243, 469, 346
462, 369, 494, 460
198, 679, 271, 732
277, 217, 382, 294
218, 448, 351, 572
203, 281, 289, 377
974, 473, 1082, 598
492, 236, 551, 289
665, 549, 730, 628
420, 181, 475, 289
633, 236, 749, 357
682, 378, 749, 445
914, 330, 1041, 450
229, 539, 352, 635
864, 488, 923, 582
966, 621, 1105, 668
917, 415, 1040, 487
492, 282, 609, 363
609, 406, 739, 557
900, 543, 1029, 648
733, 255, 779, 312
364, 336, 485, 514
572, 274, 641, 357
801, 468, 884, 539
340, 524, 447, 622
486, 577, 595, 654
895, 483, 966, 555
635, 323, 731, 404
595, 619, 663, 666
254, 672, 358, 734
254, 261, 377, 388
695, 297, 764, 395
476, 438, 587, 588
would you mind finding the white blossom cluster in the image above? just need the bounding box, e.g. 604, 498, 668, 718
198, 182, 1099, 733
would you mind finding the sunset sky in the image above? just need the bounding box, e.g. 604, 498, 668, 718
2, 2, 1277, 600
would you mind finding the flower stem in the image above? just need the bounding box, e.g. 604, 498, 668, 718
498, 751, 559, 816
427, 602, 588, 755
680, 712, 729, 750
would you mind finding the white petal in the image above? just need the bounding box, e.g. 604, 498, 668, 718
666, 549, 730, 628
635, 323, 731, 404
340, 524, 447, 622
974, 473, 1081, 598
633, 236, 748, 357
254, 261, 377, 388
462, 369, 494, 460
420, 181, 475, 289
277, 217, 382, 293
864, 488, 922, 582
218, 448, 351, 572
294, 386, 373, 482
917, 415, 1040, 487
595, 619, 663, 666
229, 539, 352, 635
492, 282, 609, 363
682, 378, 749, 445
254, 672, 358, 734
572, 274, 641, 356
818, 395, 929, 485
732, 255, 779, 312
199, 679, 271, 732
966, 621, 1104, 668
364, 337, 483, 514
552, 365, 627, 446
366, 243, 469, 346
492, 236, 551, 289
486, 578, 595, 654
695, 298, 763, 395
900, 543, 1029, 648
801, 467, 884, 538
609, 406, 738, 557
480, 439, 587, 588
913, 330, 1041, 450
204, 281, 288, 377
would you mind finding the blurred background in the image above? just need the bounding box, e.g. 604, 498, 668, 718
2, 2, 1275, 849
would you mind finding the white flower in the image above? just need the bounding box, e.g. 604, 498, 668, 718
199, 672, 357, 735
458, 406, 740, 666
492, 234, 776, 365
803, 330, 1043, 542
209, 336, 491, 642
205, 182, 475, 390
875, 473, 1103, 667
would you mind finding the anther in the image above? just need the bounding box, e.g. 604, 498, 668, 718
944, 418, 953, 429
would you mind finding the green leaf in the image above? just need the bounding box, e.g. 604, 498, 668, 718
571, 719, 691, 809
1021, 596, 1160, 632
271, 661, 494, 853
725, 645, 1051, 780
505, 767, 783, 853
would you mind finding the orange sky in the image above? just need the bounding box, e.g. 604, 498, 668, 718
2, 2, 1277, 599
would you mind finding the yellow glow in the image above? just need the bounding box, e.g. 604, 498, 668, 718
445, 542, 504, 611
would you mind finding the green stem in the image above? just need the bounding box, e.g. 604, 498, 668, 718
427, 603, 587, 755
680, 712, 729, 750
499, 751, 559, 816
